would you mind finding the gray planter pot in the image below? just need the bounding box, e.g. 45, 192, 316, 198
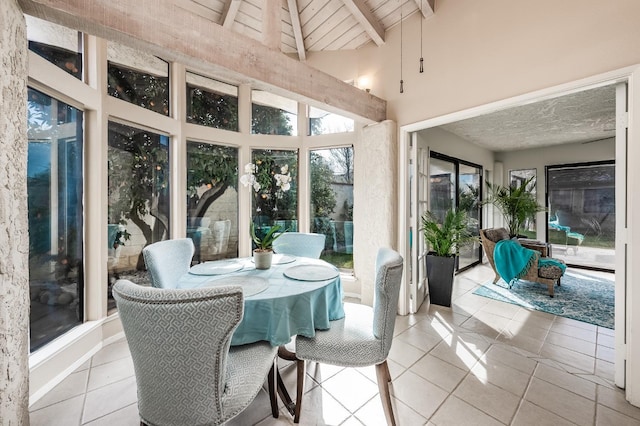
253, 249, 273, 270
426, 253, 456, 307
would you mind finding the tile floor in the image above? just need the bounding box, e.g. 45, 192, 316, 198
29, 264, 640, 425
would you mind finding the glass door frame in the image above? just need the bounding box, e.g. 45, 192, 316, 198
429, 151, 483, 273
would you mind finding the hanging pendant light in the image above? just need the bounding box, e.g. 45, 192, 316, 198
419, 0, 424, 73
400, 0, 404, 93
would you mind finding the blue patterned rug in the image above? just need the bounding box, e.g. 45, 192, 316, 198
473, 270, 614, 329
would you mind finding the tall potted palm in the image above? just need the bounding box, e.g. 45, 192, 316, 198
421, 208, 478, 307
484, 177, 546, 238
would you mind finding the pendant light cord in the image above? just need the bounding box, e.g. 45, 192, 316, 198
419, 0, 424, 73
400, 0, 404, 93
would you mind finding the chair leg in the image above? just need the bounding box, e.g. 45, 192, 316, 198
268, 359, 279, 418
547, 283, 554, 298
493, 273, 500, 284
294, 359, 305, 423
375, 361, 396, 426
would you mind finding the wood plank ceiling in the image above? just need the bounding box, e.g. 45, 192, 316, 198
182, 0, 435, 61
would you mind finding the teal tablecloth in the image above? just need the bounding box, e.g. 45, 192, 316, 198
177, 256, 345, 346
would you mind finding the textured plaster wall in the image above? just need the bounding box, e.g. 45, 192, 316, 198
0, 0, 29, 423
354, 120, 397, 305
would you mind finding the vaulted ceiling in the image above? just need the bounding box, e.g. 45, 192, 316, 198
181, 0, 434, 60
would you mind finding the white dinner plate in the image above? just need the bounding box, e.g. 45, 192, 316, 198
189, 260, 243, 276
283, 264, 339, 281
204, 276, 269, 297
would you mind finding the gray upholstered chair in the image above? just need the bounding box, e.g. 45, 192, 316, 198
295, 247, 404, 425
113, 279, 279, 426
142, 238, 195, 289
272, 232, 326, 259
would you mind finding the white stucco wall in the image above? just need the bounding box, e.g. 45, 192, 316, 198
0, 0, 29, 422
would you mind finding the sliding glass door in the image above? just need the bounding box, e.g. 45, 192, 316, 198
546, 161, 615, 270
429, 152, 482, 271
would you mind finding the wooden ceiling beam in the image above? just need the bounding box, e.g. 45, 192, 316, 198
221, 0, 242, 29
412, 0, 435, 19
262, 0, 280, 50
287, 0, 306, 61
342, 0, 385, 46
18, 0, 386, 123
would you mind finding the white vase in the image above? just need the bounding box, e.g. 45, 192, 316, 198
253, 249, 273, 270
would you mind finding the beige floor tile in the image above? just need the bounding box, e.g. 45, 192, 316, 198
413, 315, 456, 340
596, 385, 640, 422
320, 368, 377, 413
595, 359, 615, 382
597, 331, 615, 348
479, 299, 523, 319
429, 337, 485, 371
293, 385, 352, 426
411, 354, 467, 392
354, 393, 426, 426
82, 376, 137, 424
596, 404, 640, 426
512, 309, 555, 329
524, 377, 596, 425
395, 325, 444, 353
470, 358, 531, 397
502, 319, 550, 341
545, 331, 596, 356
539, 341, 595, 374
533, 363, 597, 400
482, 344, 537, 375
496, 331, 545, 354
91, 339, 132, 367
29, 367, 89, 411
29, 394, 84, 426
596, 344, 615, 363
389, 371, 449, 419
86, 356, 135, 391
453, 374, 520, 424
511, 401, 576, 426
458, 316, 503, 339
225, 388, 282, 426
303, 360, 344, 385
428, 305, 472, 327
83, 402, 140, 426
388, 338, 427, 368
598, 326, 615, 337
341, 416, 366, 426
551, 318, 598, 337
430, 396, 504, 426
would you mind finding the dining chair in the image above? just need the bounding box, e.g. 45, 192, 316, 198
272, 232, 326, 258
142, 238, 195, 289
113, 279, 279, 426
294, 247, 404, 425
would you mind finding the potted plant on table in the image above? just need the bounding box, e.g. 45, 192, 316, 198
250, 222, 286, 269
421, 208, 478, 307
484, 176, 546, 238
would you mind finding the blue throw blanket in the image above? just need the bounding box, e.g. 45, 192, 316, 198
494, 239, 566, 284
494, 239, 537, 284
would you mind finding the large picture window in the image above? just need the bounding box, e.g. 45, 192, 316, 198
186, 142, 239, 262
27, 87, 84, 351
107, 121, 170, 301
251, 91, 297, 135
310, 147, 354, 270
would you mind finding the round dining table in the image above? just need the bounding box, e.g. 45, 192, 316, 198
176, 255, 345, 346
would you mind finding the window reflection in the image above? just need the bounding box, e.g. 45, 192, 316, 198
26, 15, 83, 80
186, 142, 239, 262
107, 121, 170, 303
251, 91, 297, 135
27, 87, 84, 351
186, 73, 238, 131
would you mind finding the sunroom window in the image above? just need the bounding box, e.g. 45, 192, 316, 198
308, 106, 354, 135
251, 91, 297, 135
107, 121, 170, 305
26, 15, 83, 80
186, 141, 239, 262
107, 42, 170, 116
27, 87, 84, 351
310, 147, 354, 271
186, 73, 238, 131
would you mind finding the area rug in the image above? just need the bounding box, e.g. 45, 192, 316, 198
473, 270, 614, 329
